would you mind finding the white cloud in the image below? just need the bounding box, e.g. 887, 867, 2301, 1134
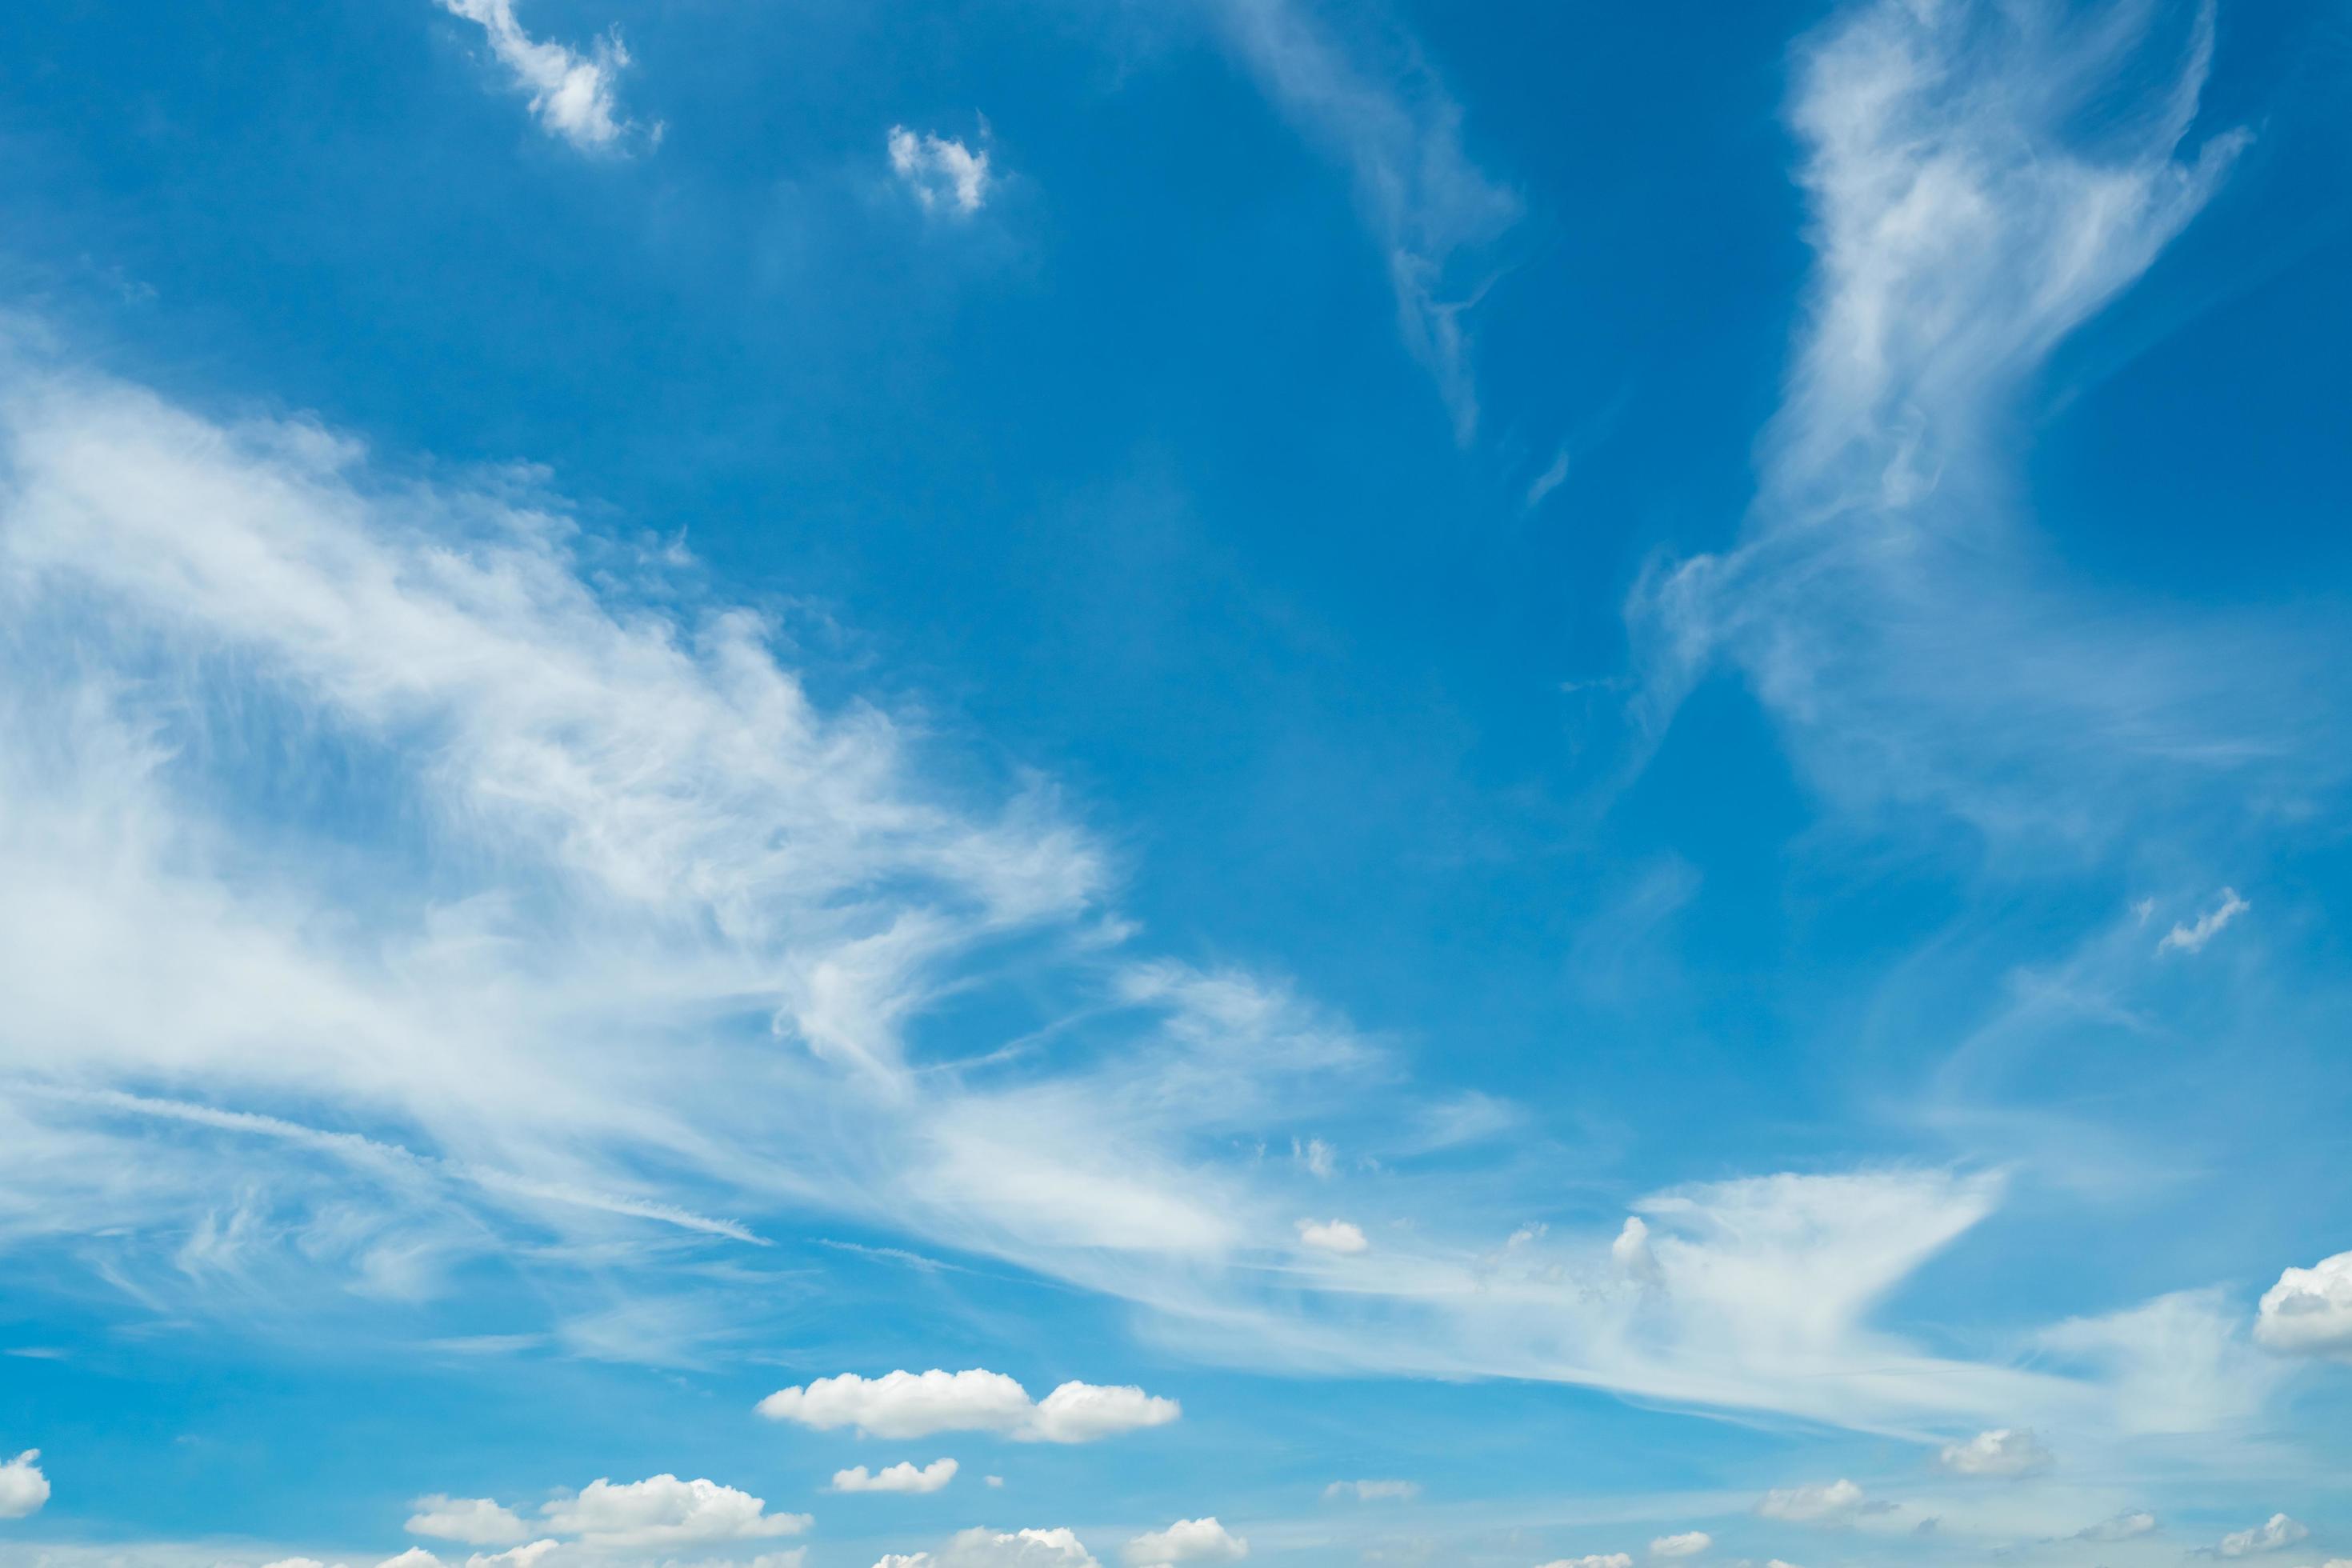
1649, 1534, 1710, 1559
436, 0, 641, 150
2158, 889, 2250, 955
888, 126, 991, 214
1294, 1137, 1334, 1178
876, 1527, 1099, 1568
2219, 1515, 2310, 1557
1122, 1517, 1246, 1566
2075, 1511, 2157, 1542
1623, 0, 2287, 851
759, 1370, 1178, 1443
834, 1458, 960, 1494
465, 1546, 557, 1568
1537, 1558, 1631, 1568
2040, 1289, 2286, 1434
1295, 1218, 1368, 1254
2254, 1252, 2352, 1360
1610, 1215, 1659, 1285
1205, 0, 1518, 442
380, 1552, 445, 1568
408, 1496, 530, 1546
986, 1477, 1005, 1490
1756, 1478, 1866, 1524
1322, 1480, 1419, 1503
538, 1475, 810, 1547
1935, 1428, 2052, 1478
0, 1450, 46, 1518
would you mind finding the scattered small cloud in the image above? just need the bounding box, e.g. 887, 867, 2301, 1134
539, 1474, 810, 1547
1324, 1480, 1420, 1503
759, 1368, 1178, 1443
888, 126, 992, 214
834, 1458, 959, 1494
1935, 1428, 2053, 1478
1525, 447, 1572, 510
876, 1526, 1099, 1567
1297, 1218, 1368, 1254
1649, 1533, 1710, 1559
2157, 889, 2250, 955
1537, 1557, 1631, 1568
2217, 1514, 2309, 1557
435, 0, 643, 151
1122, 1517, 1246, 1566
408, 1494, 530, 1545
2074, 1511, 2157, 1542
1757, 1478, 1867, 1524
1294, 1137, 1335, 1178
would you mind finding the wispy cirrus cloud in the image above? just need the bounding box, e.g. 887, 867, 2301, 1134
1622, 0, 2352, 854
1204, 0, 1519, 442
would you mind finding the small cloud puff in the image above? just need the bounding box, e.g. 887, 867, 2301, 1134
1296, 1218, 1368, 1254
834, 1459, 959, 1494
2157, 888, 2249, 954
876, 1526, 1098, 1567
437, 0, 642, 151
2218, 1515, 2308, 1557
1123, 1517, 1246, 1565
2074, 1510, 2156, 1542
1756, 1479, 1866, 1523
759, 1369, 1178, 1443
2254, 1252, 2352, 1361
1650, 1533, 1710, 1559
541, 1474, 809, 1547
1538, 1557, 1632, 1568
407, 1495, 530, 1545
0, 1450, 47, 1518
1323, 1479, 1420, 1502
1936, 1428, 2054, 1478
889, 126, 991, 214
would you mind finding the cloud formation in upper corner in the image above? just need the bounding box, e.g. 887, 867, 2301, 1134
437, 0, 644, 151
890, 126, 992, 214
759, 1368, 1179, 1442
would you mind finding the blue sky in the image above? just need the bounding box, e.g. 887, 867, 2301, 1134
1, 0, 2350, 1565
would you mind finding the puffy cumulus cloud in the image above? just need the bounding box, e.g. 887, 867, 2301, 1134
876, 1526, 1099, 1567
2218, 1515, 2309, 1558
887, 126, 990, 214
408, 1495, 530, 1545
1936, 1428, 2052, 1478
1610, 1216, 1660, 1285
834, 1458, 959, 1494
1756, 1479, 1866, 1524
2074, 1512, 2157, 1542
2157, 890, 2250, 955
760, 1370, 1177, 1444
1122, 1518, 1246, 1565
379, 1551, 446, 1568
1649, 1534, 1710, 1559
2254, 1252, 2352, 1361
538, 1474, 810, 1547
436, 0, 642, 151
1295, 1218, 1368, 1254
1538, 1557, 1632, 1568
1323, 1480, 1419, 1503
0, 1449, 47, 1518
